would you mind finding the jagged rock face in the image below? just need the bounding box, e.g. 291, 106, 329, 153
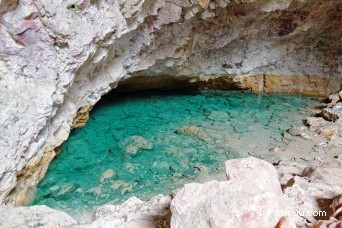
0, 0, 341, 205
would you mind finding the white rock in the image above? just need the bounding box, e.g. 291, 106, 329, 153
283, 161, 342, 225
77, 195, 171, 228
0, 205, 76, 227
170, 157, 293, 228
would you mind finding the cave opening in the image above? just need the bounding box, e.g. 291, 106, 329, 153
30, 77, 322, 221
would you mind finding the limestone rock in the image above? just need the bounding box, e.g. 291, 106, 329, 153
288, 126, 307, 136
77, 195, 171, 228
98, 169, 116, 184
119, 136, 153, 156
329, 94, 341, 105
322, 103, 342, 122
176, 126, 212, 142
283, 160, 342, 225
306, 117, 328, 128
87, 187, 101, 195
170, 157, 292, 228
1, 0, 342, 207
0, 205, 76, 227
318, 124, 339, 137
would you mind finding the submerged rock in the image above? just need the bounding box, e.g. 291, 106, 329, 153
176, 126, 212, 142
119, 136, 153, 156
207, 111, 230, 122
50, 182, 81, 200
98, 169, 116, 184
87, 187, 102, 196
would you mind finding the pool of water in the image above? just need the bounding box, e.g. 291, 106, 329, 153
32, 90, 319, 217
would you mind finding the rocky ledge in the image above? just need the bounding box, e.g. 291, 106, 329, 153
1, 156, 341, 228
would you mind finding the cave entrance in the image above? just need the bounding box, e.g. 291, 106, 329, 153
31, 79, 320, 221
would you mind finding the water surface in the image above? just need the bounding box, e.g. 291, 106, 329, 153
32, 90, 318, 217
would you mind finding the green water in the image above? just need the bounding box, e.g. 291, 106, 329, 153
32, 90, 318, 217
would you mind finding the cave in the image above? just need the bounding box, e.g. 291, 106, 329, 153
0, 0, 342, 227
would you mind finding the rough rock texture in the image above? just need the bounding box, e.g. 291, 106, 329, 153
0, 205, 77, 227
280, 160, 342, 225
116, 74, 342, 96
0, 0, 342, 207
77, 195, 171, 228
170, 157, 293, 228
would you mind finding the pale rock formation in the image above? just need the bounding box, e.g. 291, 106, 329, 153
306, 117, 329, 129
170, 157, 293, 228
283, 160, 342, 225
321, 90, 342, 122
0, 205, 77, 228
323, 103, 342, 122
98, 169, 116, 184
176, 125, 213, 142
0, 0, 342, 213
76, 194, 171, 228
119, 135, 153, 156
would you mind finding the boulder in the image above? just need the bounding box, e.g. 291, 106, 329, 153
0, 205, 76, 227
170, 157, 293, 228
77, 195, 171, 228
306, 117, 328, 128
322, 103, 342, 122
318, 124, 339, 137
283, 160, 342, 225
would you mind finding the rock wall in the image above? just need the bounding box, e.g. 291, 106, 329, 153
0, 0, 341, 205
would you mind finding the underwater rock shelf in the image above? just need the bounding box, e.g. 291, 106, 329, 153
32, 90, 319, 217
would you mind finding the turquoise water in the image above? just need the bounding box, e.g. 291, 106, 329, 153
32, 90, 318, 217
